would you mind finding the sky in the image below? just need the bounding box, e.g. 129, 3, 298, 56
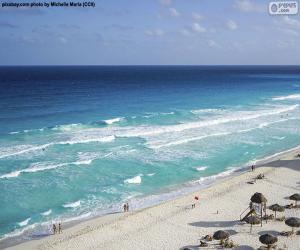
0, 0, 300, 65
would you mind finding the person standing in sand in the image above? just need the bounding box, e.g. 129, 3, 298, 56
123, 203, 127, 212
58, 223, 62, 234
52, 224, 56, 235
126, 202, 129, 212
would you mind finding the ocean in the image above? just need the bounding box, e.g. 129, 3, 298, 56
1, 66, 300, 244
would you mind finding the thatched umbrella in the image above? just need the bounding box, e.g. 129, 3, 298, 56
269, 204, 284, 219
289, 193, 300, 206
245, 215, 261, 233
213, 230, 229, 245
251, 192, 267, 227
251, 192, 267, 204
259, 234, 278, 249
285, 217, 300, 233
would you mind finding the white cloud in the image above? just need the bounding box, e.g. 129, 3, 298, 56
192, 23, 206, 33
192, 13, 204, 21
59, 36, 67, 44
282, 16, 300, 29
180, 29, 191, 36
145, 29, 165, 36
207, 40, 221, 48
169, 8, 180, 17
159, 0, 172, 6
274, 16, 300, 36
234, 0, 265, 13
226, 20, 238, 30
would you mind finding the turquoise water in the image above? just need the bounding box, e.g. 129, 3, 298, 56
1, 66, 300, 244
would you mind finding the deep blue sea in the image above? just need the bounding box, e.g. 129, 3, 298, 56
1, 66, 300, 244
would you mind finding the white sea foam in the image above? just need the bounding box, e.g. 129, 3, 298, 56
41, 209, 52, 216
0, 156, 99, 179
9, 131, 19, 135
52, 123, 84, 131
190, 108, 222, 114
124, 175, 142, 184
103, 117, 124, 125
119, 105, 298, 138
272, 136, 286, 140
18, 218, 31, 227
0, 135, 114, 160
196, 166, 207, 171
147, 173, 156, 176
272, 94, 300, 101
193, 168, 237, 184
63, 200, 81, 208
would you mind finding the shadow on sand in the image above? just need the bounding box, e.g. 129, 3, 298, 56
264, 159, 300, 171
189, 220, 240, 228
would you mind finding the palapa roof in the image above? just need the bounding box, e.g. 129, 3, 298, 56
213, 230, 229, 240
245, 215, 261, 225
259, 234, 278, 245
269, 204, 284, 212
289, 193, 300, 201
251, 192, 267, 204
285, 217, 300, 228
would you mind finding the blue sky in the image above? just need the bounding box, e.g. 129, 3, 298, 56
1, 0, 300, 65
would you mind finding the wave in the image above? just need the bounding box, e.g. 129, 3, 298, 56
147, 115, 300, 149
0, 136, 115, 160
190, 108, 223, 114
147, 173, 156, 176
0, 158, 97, 179
272, 136, 286, 140
120, 105, 298, 138
102, 117, 124, 125
124, 175, 142, 184
63, 200, 81, 208
272, 94, 300, 101
195, 166, 208, 171
8, 128, 45, 135
193, 168, 237, 185
18, 218, 31, 227
52, 123, 86, 131
41, 209, 52, 216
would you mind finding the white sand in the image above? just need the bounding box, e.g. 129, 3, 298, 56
4, 149, 300, 250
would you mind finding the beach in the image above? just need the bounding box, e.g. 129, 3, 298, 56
4, 147, 300, 250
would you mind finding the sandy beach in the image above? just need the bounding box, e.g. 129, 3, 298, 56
3, 148, 300, 250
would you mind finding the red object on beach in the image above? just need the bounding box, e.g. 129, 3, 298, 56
194, 196, 199, 200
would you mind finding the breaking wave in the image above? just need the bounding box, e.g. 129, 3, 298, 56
272, 94, 300, 101
63, 200, 81, 208
124, 175, 142, 184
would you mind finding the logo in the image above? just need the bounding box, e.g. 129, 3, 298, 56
269, 1, 298, 15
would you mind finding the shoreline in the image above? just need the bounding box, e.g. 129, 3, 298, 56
2, 145, 300, 249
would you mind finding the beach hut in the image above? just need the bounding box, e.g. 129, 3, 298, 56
245, 215, 261, 233
289, 193, 300, 206
285, 217, 300, 233
268, 204, 284, 219
213, 230, 229, 245
259, 234, 278, 249
250, 192, 267, 227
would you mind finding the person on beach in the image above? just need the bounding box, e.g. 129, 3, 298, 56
251, 165, 254, 172
52, 224, 56, 235
126, 202, 129, 212
58, 223, 62, 234
123, 203, 127, 212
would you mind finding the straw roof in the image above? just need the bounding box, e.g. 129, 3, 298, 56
213, 230, 229, 240
245, 215, 261, 225
251, 192, 267, 204
289, 193, 300, 201
269, 204, 284, 212
285, 217, 300, 228
259, 234, 278, 246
